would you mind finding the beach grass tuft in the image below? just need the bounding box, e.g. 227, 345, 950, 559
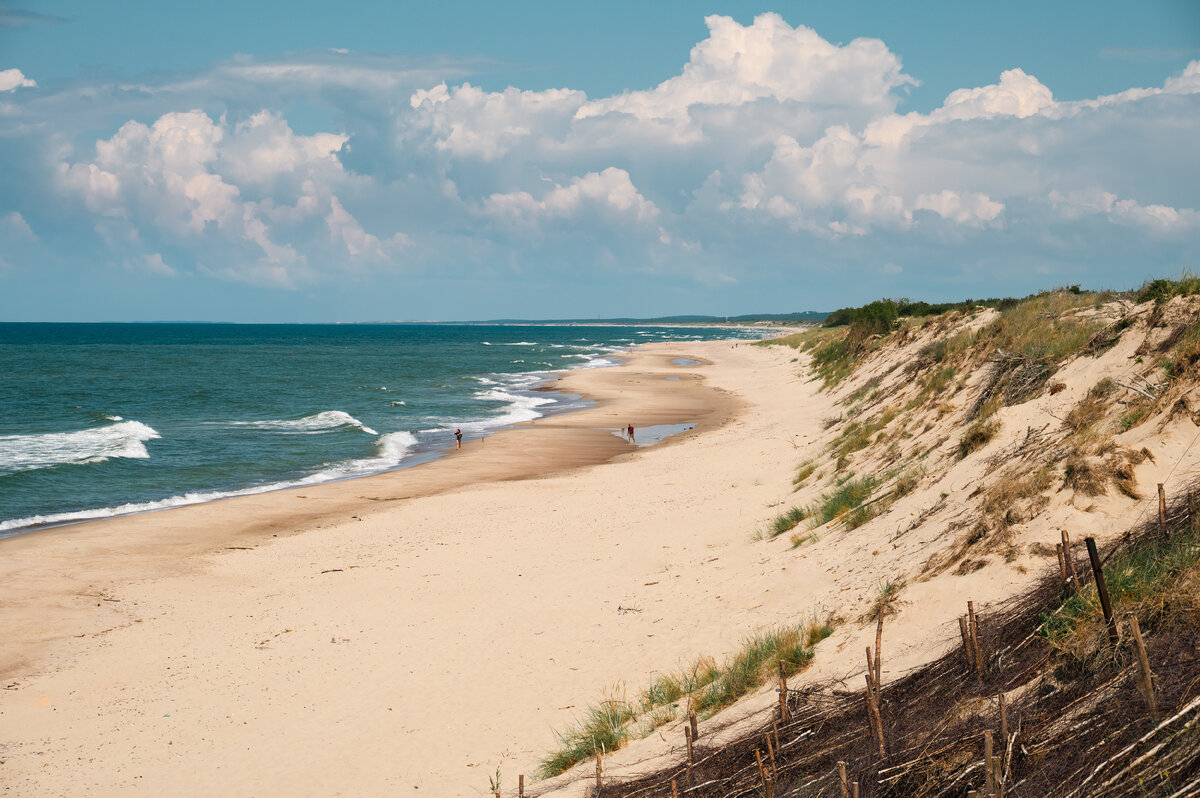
768, 505, 809, 538
538, 620, 834, 778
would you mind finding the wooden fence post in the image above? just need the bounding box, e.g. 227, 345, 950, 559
1128, 615, 1158, 715
838, 761, 850, 798
671, 779, 679, 798
968, 602, 984, 677
684, 726, 694, 785
1159, 483, 1168, 537
1085, 537, 1119, 648
1062, 530, 1078, 584
689, 706, 698, 742
518, 774, 525, 798
778, 660, 789, 722
875, 608, 884, 687
959, 615, 976, 669
865, 674, 886, 758
1056, 542, 1068, 584
983, 730, 994, 795
595, 748, 602, 795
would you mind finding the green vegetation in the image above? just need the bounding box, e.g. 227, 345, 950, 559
1136, 271, 1200, 304
975, 290, 1110, 364
1039, 524, 1200, 650
792, 460, 816, 489
806, 474, 879, 529
959, 418, 999, 458
767, 505, 809, 538
830, 407, 898, 464
538, 694, 636, 778
537, 621, 835, 778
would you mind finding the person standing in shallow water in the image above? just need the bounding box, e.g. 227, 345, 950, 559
454, 428, 462, 449
626, 423, 635, 443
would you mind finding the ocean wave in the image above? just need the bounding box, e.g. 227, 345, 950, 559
0, 430, 420, 535
0, 420, 161, 474
501, 341, 538, 346
468, 385, 556, 429
222, 410, 378, 436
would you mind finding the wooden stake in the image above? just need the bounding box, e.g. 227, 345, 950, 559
778, 660, 789, 722
755, 748, 767, 792
519, 774, 525, 798
1189, 490, 1196, 530
865, 674, 886, 758
983, 730, 994, 796
865, 647, 877, 697
1159, 483, 1168, 536
852, 782, 860, 798
1062, 530, 1078, 585
772, 718, 780, 755
764, 733, 776, 776
998, 693, 1009, 768
595, 748, 602, 795
1056, 542, 1067, 583
968, 603, 984, 677
1128, 614, 1158, 715
671, 779, 679, 798
838, 761, 850, 798
959, 615, 976, 669
689, 706, 698, 742
875, 608, 884, 688
1085, 537, 1119, 648
684, 726, 694, 785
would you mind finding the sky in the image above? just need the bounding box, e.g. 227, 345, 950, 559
0, 1, 1198, 322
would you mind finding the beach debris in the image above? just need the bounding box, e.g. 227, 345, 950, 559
616, 605, 642, 614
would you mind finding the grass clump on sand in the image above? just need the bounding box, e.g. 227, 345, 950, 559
792, 460, 816, 489
538, 621, 834, 778
767, 506, 809, 538
807, 474, 879, 530
537, 693, 636, 778
1038, 525, 1200, 655
959, 418, 999, 458
1136, 270, 1200, 303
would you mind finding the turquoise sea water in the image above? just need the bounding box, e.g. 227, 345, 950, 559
0, 323, 763, 536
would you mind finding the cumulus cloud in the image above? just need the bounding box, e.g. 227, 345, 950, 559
1, 17, 1197, 305
0, 68, 35, 92
577, 13, 912, 128
483, 167, 660, 228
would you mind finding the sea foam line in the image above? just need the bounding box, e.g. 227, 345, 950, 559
0, 430, 419, 535
0, 420, 161, 474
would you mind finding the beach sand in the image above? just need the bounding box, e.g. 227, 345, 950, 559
0, 341, 838, 796
6, 318, 1195, 797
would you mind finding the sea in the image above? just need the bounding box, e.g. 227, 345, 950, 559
0, 323, 766, 537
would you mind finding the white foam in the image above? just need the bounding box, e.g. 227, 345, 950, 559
0, 420, 161, 474
0, 430, 421, 534
223, 410, 378, 436
502, 341, 538, 346
389, 400, 406, 406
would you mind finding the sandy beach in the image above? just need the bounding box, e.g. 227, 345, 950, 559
0, 340, 838, 796
7, 311, 1196, 796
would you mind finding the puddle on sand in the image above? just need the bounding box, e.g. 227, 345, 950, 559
608, 423, 696, 447
665, 376, 680, 381
670, 358, 702, 366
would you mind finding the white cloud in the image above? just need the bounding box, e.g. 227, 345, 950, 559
1049, 189, 1199, 232
1, 210, 35, 238
409, 82, 585, 160
129, 252, 178, 277
914, 190, 1005, 226
577, 13, 912, 127
0, 68, 35, 92
483, 167, 659, 227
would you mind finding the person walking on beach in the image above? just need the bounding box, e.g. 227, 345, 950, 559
454, 428, 462, 449
626, 423, 635, 443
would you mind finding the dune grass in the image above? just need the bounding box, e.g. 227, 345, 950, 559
767, 505, 809, 538
1039, 524, 1200, 651
537, 620, 834, 778
806, 474, 879, 530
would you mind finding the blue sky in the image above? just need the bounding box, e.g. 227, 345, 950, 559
1, 1, 1198, 321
